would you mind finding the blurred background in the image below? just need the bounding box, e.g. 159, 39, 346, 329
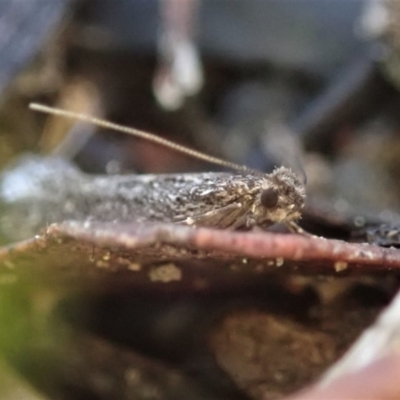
2, 1, 400, 399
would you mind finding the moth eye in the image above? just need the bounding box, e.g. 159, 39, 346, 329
260, 188, 279, 209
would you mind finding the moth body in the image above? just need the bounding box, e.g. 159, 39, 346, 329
0, 157, 305, 240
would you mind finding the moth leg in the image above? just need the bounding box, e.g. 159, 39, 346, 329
184, 203, 244, 229
219, 206, 248, 229
229, 214, 251, 230
285, 221, 313, 237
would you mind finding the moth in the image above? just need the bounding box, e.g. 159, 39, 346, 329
0, 104, 305, 241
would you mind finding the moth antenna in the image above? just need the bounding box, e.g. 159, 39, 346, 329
29, 103, 259, 175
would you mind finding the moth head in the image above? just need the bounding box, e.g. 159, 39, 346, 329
258, 166, 305, 224
260, 187, 279, 209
